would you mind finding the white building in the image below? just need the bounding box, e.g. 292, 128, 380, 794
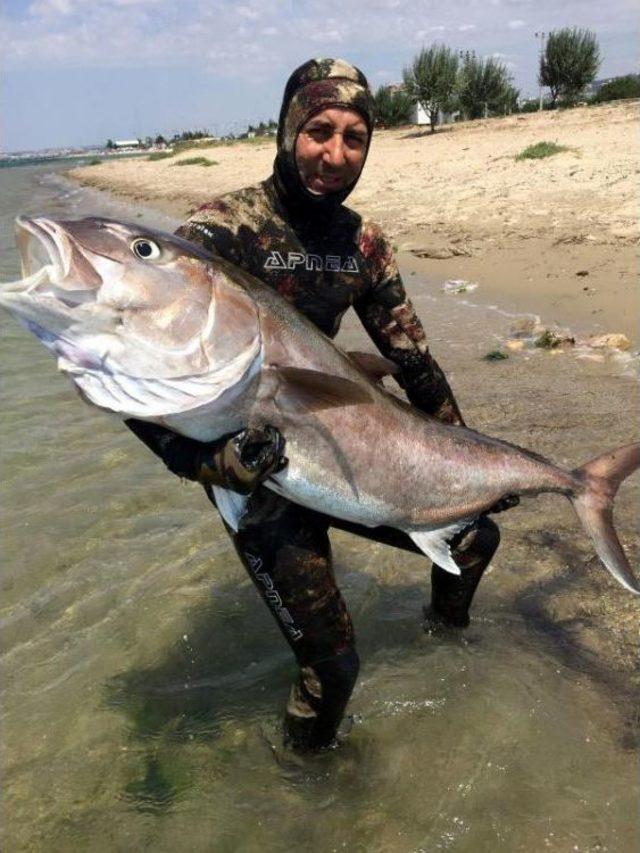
410, 102, 430, 125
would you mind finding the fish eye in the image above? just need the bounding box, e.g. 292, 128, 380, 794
131, 238, 161, 260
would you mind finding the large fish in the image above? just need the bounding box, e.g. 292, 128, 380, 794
2, 215, 639, 594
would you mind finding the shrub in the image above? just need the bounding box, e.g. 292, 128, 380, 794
591, 75, 640, 103
147, 151, 174, 161
172, 157, 218, 167
373, 86, 414, 126
515, 141, 569, 161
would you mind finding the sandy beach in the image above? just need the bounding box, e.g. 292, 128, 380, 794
71, 100, 639, 344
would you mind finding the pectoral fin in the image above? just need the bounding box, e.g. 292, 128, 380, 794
267, 366, 372, 412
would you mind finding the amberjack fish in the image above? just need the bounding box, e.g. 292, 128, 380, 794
1, 216, 638, 594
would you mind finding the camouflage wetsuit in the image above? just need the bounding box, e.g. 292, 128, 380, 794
130, 59, 502, 752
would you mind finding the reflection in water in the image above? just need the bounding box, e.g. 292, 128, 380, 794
1, 164, 638, 852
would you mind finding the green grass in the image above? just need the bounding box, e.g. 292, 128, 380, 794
483, 349, 509, 361
87, 157, 103, 166
515, 141, 569, 161
239, 135, 276, 145
172, 156, 218, 167
171, 136, 275, 153
147, 151, 174, 161
172, 139, 216, 153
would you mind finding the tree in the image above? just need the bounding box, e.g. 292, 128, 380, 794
403, 44, 459, 133
105, 139, 115, 150
539, 28, 601, 106
373, 85, 414, 127
495, 83, 520, 115
519, 99, 540, 113
457, 52, 515, 119
591, 75, 640, 103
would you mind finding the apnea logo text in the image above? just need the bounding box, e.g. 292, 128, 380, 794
264, 251, 359, 274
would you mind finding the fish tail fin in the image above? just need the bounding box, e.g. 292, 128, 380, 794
570, 443, 640, 595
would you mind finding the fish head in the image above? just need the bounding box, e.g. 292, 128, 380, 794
1, 216, 262, 418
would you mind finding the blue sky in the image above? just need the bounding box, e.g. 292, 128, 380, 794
2, 0, 638, 151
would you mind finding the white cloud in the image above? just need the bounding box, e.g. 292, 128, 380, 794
415, 25, 446, 40
491, 52, 517, 69
28, 0, 74, 15
108, 0, 163, 6
5, 0, 639, 84
309, 28, 344, 44
236, 5, 260, 19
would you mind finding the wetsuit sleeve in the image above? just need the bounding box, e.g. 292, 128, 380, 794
174, 197, 250, 266
354, 223, 464, 426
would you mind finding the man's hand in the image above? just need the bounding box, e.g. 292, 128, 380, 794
200, 425, 287, 492
125, 420, 287, 492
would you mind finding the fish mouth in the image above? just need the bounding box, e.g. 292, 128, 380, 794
0, 217, 109, 371
0, 217, 70, 306
12, 216, 101, 306
16, 216, 68, 287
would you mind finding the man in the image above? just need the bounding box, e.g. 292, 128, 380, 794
127, 58, 512, 752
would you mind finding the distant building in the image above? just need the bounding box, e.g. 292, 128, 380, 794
410, 102, 430, 125
381, 83, 457, 126
113, 139, 141, 149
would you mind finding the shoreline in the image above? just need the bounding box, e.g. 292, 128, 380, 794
67, 101, 639, 348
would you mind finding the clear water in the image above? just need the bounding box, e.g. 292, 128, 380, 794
1, 165, 638, 852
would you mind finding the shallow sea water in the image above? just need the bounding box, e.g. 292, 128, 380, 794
1, 164, 638, 852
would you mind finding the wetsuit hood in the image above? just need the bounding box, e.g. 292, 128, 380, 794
273, 58, 375, 223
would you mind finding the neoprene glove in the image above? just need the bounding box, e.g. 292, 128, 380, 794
125, 419, 286, 493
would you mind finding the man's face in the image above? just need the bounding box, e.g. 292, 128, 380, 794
295, 107, 368, 195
